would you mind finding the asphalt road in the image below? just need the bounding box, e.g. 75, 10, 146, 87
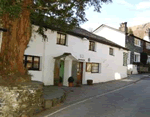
46, 78, 150, 117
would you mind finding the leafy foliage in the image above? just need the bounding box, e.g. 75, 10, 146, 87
128, 28, 133, 34
0, 0, 112, 39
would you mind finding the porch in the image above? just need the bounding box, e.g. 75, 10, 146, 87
53, 53, 84, 87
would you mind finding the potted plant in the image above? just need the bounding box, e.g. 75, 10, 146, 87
58, 77, 63, 87
87, 79, 93, 85
68, 76, 74, 87
76, 80, 82, 87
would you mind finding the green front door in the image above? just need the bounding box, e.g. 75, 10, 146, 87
60, 60, 64, 82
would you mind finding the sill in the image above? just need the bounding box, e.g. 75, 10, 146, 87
110, 54, 114, 56
134, 45, 141, 47
134, 61, 140, 63
56, 43, 68, 46
89, 50, 96, 52
28, 69, 40, 71
86, 71, 100, 73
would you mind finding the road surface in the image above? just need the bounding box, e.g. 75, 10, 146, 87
46, 78, 150, 117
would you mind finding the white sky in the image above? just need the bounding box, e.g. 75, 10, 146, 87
81, 0, 150, 31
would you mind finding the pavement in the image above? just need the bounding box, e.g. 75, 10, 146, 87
61, 73, 150, 105
34, 73, 150, 117
45, 75, 150, 117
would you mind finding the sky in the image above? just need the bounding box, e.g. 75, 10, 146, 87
81, 0, 150, 31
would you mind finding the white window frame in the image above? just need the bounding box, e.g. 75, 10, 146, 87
134, 38, 141, 47
134, 52, 140, 62
123, 52, 128, 66
109, 47, 114, 56
86, 63, 101, 73
89, 41, 96, 51
146, 42, 150, 50
147, 56, 150, 64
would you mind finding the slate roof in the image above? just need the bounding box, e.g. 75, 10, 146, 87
67, 27, 128, 50
32, 22, 128, 50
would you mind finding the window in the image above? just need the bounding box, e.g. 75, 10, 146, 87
123, 52, 128, 66
86, 63, 99, 73
134, 53, 140, 62
57, 32, 66, 45
147, 56, 150, 64
89, 41, 95, 51
134, 38, 141, 47
23, 55, 40, 70
109, 48, 114, 56
146, 42, 150, 49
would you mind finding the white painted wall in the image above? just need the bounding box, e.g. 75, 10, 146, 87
143, 36, 150, 42
24, 25, 128, 86
94, 27, 126, 47
127, 64, 138, 74
93, 26, 140, 75
24, 26, 44, 82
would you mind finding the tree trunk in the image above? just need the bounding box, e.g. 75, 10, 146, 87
0, 0, 32, 84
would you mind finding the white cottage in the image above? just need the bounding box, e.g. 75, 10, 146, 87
93, 24, 139, 74
21, 24, 129, 86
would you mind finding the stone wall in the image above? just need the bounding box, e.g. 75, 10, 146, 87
0, 81, 44, 117
126, 35, 143, 64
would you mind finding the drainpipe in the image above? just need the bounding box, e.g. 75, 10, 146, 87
42, 39, 46, 83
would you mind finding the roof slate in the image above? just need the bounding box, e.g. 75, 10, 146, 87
32, 22, 128, 50
67, 27, 128, 50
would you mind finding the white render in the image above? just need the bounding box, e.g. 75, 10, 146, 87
143, 36, 150, 42
93, 25, 138, 75
24, 25, 128, 86
94, 26, 126, 47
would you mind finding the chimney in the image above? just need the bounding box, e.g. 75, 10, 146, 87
119, 22, 128, 34
124, 22, 127, 34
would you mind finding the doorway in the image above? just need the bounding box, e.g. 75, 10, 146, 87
77, 62, 83, 84
59, 60, 64, 82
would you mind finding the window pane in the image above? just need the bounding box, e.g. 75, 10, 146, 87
123, 52, 127, 66
89, 41, 95, 51
27, 56, 32, 63
92, 63, 98, 67
92, 63, 99, 73
33, 57, 39, 69
61, 34, 66, 40
60, 38, 65, 45
27, 63, 32, 69
57, 33, 66, 45
57, 33, 60, 39
134, 55, 136, 62
146, 43, 150, 49
57, 33, 61, 43
86, 63, 91, 72
92, 69, 98, 73
109, 48, 113, 55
